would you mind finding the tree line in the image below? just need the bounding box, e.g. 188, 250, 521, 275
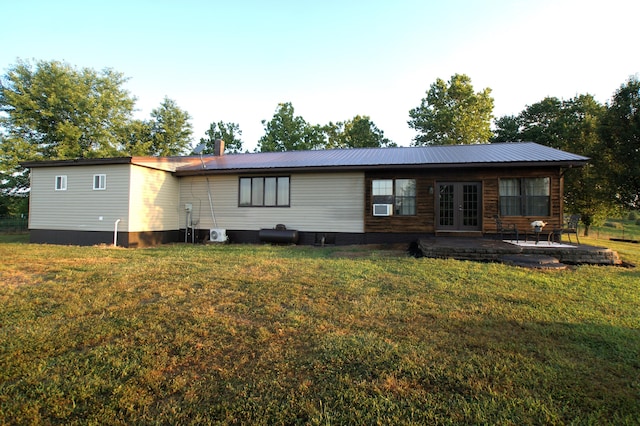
1, 59, 638, 228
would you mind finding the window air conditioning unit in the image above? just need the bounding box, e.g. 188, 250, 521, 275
209, 228, 228, 243
373, 204, 393, 216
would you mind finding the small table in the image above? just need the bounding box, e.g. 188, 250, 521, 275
526, 225, 544, 244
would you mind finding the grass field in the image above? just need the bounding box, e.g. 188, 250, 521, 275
588, 217, 640, 242
1, 236, 638, 425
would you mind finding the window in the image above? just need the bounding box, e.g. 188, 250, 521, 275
499, 177, 550, 216
93, 174, 106, 190
55, 175, 67, 191
372, 178, 416, 216
239, 176, 290, 207
395, 179, 417, 216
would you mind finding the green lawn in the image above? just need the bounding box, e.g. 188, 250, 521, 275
588, 217, 640, 242
1, 238, 638, 425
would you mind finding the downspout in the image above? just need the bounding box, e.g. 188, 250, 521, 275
113, 219, 121, 247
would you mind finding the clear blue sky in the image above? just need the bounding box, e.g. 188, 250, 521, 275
3, 0, 638, 151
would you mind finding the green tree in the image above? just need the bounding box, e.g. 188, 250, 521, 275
519, 97, 566, 146
0, 59, 136, 205
199, 121, 244, 154
149, 97, 193, 156
600, 76, 640, 209
0, 59, 135, 160
257, 102, 324, 152
325, 115, 395, 149
408, 74, 494, 145
0, 133, 31, 197
558, 95, 616, 234
493, 95, 613, 235
491, 115, 521, 142
119, 119, 154, 156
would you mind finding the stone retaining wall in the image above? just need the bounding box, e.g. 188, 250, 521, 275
417, 239, 622, 266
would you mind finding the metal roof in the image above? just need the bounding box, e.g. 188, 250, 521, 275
175, 142, 589, 175
21, 156, 203, 172
21, 142, 589, 174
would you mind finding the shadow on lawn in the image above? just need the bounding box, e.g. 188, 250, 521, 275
301, 318, 640, 423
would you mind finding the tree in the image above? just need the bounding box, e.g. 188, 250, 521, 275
600, 76, 640, 209
408, 74, 494, 145
149, 97, 193, 156
119, 119, 154, 156
519, 97, 566, 146
325, 115, 395, 149
493, 95, 613, 235
491, 115, 520, 142
0, 59, 136, 203
0, 59, 135, 160
559, 95, 616, 234
199, 121, 244, 154
257, 102, 324, 152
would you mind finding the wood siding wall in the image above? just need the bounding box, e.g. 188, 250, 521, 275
365, 171, 436, 233
179, 172, 365, 233
365, 167, 564, 234
128, 166, 180, 232
29, 164, 131, 232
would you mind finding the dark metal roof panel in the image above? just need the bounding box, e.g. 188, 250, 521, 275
20, 142, 589, 174
177, 142, 589, 174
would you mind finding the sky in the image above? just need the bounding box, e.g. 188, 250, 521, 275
2, 0, 639, 152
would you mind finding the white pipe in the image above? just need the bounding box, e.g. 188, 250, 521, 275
113, 219, 121, 247
206, 176, 218, 228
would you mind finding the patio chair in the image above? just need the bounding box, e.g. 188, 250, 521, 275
552, 214, 581, 244
494, 215, 519, 241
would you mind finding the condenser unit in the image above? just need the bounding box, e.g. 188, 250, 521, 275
209, 228, 228, 243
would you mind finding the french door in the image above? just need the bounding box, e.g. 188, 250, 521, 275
436, 182, 482, 231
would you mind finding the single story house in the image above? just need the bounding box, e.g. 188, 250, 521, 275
21, 142, 589, 247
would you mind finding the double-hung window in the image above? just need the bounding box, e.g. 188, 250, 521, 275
372, 179, 416, 216
93, 174, 106, 191
499, 177, 550, 216
239, 176, 290, 207
55, 175, 67, 191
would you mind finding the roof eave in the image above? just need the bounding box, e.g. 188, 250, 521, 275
20, 157, 134, 168
174, 160, 589, 176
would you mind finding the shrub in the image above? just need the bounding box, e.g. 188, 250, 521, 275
628, 211, 638, 221
604, 221, 623, 229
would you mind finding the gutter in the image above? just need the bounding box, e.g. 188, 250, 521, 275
172, 160, 590, 177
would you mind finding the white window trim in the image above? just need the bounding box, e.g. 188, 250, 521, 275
55, 175, 67, 191
93, 174, 106, 191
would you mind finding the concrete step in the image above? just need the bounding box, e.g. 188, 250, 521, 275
498, 254, 568, 269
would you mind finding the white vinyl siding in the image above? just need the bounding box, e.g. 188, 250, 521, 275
179, 172, 365, 233
128, 166, 180, 232
29, 165, 130, 231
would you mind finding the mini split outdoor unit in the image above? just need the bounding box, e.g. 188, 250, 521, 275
209, 228, 228, 243
373, 204, 393, 216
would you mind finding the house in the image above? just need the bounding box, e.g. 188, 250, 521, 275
21, 142, 589, 247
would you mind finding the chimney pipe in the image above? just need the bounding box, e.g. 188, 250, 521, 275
214, 139, 225, 156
